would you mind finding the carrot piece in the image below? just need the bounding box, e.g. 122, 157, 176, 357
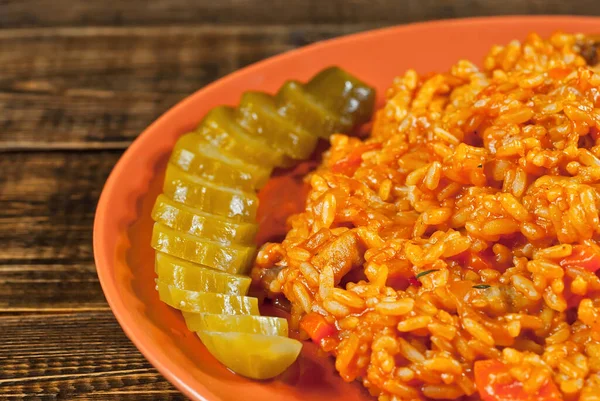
469, 252, 494, 271
560, 244, 600, 272
560, 245, 600, 308
407, 276, 421, 288
474, 360, 562, 401
300, 312, 337, 343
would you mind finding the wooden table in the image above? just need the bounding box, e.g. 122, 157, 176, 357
1, 1, 599, 399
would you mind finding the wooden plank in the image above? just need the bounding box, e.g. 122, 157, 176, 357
0, 263, 107, 310
0, 312, 183, 399
69, 393, 186, 401
0, 151, 120, 261
1, 0, 598, 28
0, 25, 369, 148
0, 92, 183, 150
0, 151, 120, 308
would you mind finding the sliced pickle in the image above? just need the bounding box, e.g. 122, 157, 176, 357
306, 66, 376, 126
276, 80, 353, 138
155, 252, 251, 295
157, 282, 259, 314
151, 194, 258, 245
182, 312, 288, 336
197, 331, 302, 379
163, 163, 258, 222
236, 92, 318, 160
151, 223, 256, 274
197, 106, 286, 167
171, 133, 271, 190
151, 66, 380, 381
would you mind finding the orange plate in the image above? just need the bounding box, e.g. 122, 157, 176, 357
94, 16, 600, 401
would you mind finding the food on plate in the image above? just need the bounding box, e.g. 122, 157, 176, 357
253, 32, 600, 399
152, 195, 258, 245
182, 312, 289, 336
197, 106, 288, 168
170, 133, 271, 190
154, 252, 251, 295
305, 66, 375, 127
236, 91, 318, 160
150, 67, 376, 379
162, 163, 259, 222
197, 331, 303, 380
151, 223, 256, 274
276, 80, 354, 138
157, 282, 259, 315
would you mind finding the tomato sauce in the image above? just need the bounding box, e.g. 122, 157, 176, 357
255, 160, 317, 246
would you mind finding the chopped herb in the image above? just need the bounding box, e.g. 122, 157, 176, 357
477, 164, 483, 168
416, 269, 439, 279
473, 284, 491, 289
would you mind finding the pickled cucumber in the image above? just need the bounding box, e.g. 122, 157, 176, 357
171, 133, 271, 190
236, 92, 318, 160
197, 106, 286, 167
151, 66, 378, 381
197, 331, 302, 379
276, 80, 353, 138
151, 195, 258, 245
157, 282, 259, 315
155, 252, 251, 295
182, 312, 288, 336
306, 66, 375, 126
163, 163, 258, 222
151, 223, 256, 274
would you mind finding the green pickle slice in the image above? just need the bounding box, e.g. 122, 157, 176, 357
236, 92, 318, 160
197, 331, 302, 380
171, 133, 271, 190
197, 106, 286, 167
276, 80, 353, 138
151, 223, 256, 274
182, 312, 288, 336
306, 66, 376, 126
151, 66, 378, 381
157, 282, 259, 314
155, 252, 251, 295
163, 163, 258, 222
151, 194, 258, 245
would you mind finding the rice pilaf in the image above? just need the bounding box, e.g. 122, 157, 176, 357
253, 32, 600, 400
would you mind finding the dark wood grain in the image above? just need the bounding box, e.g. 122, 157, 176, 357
0, 25, 369, 148
0, 151, 119, 263
2, 1, 600, 400
0, 312, 185, 400
2, 0, 600, 28
0, 151, 120, 310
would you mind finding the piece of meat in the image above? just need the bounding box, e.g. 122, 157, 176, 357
311, 231, 365, 284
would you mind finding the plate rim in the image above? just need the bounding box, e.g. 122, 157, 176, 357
93, 15, 600, 401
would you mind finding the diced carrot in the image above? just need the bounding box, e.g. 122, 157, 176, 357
300, 312, 337, 343
560, 244, 600, 273
469, 252, 494, 271
560, 245, 600, 308
451, 250, 495, 271
407, 276, 421, 287
331, 143, 381, 175
474, 360, 562, 401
